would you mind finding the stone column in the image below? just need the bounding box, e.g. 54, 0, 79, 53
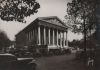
29, 32, 30, 41
57, 30, 58, 46
48, 28, 50, 45
30, 31, 31, 40
60, 31, 62, 47
38, 26, 41, 45
44, 27, 46, 45
30, 31, 32, 40
63, 32, 65, 47
66, 31, 68, 46
27, 33, 28, 41
53, 29, 55, 45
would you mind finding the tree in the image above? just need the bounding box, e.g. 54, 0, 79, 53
0, 31, 11, 51
66, 0, 97, 51
0, 0, 40, 22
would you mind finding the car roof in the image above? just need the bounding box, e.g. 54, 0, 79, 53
0, 53, 15, 57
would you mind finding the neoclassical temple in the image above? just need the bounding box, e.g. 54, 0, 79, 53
15, 16, 68, 51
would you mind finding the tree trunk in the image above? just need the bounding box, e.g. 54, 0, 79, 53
83, 17, 86, 52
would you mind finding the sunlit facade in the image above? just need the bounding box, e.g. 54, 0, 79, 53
15, 16, 68, 51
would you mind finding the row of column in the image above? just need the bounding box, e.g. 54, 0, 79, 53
38, 26, 68, 47
27, 29, 35, 41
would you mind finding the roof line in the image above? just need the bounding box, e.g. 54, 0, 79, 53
38, 16, 68, 28
39, 19, 66, 28
55, 17, 68, 28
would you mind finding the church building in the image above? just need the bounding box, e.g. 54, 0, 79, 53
15, 16, 68, 53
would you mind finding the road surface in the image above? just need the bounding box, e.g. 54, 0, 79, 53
35, 54, 88, 70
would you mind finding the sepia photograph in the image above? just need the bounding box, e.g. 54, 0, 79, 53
0, 0, 98, 70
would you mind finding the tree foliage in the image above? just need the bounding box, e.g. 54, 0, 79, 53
66, 0, 97, 33
0, 31, 11, 50
0, 0, 40, 22
66, 0, 98, 51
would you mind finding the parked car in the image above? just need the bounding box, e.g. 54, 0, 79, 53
0, 53, 37, 70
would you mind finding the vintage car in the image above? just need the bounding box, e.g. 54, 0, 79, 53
0, 53, 37, 70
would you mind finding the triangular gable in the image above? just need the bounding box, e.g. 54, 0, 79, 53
16, 16, 67, 36
38, 16, 67, 28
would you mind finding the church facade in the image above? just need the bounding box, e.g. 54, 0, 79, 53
15, 16, 68, 54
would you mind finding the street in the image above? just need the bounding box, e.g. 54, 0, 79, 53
35, 54, 88, 70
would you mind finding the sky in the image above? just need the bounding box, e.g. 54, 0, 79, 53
0, 0, 83, 41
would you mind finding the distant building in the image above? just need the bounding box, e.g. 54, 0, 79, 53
15, 16, 68, 53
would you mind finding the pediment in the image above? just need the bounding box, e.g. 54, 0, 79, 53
38, 16, 66, 27
44, 18, 60, 24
